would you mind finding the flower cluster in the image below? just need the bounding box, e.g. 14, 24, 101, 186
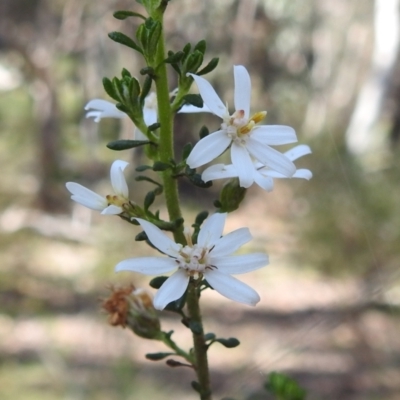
67, 65, 311, 311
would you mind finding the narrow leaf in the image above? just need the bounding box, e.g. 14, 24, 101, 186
164, 51, 184, 64
197, 57, 219, 76
102, 77, 119, 101
188, 321, 202, 335
152, 161, 170, 171
135, 231, 148, 241
108, 31, 143, 53
144, 191, 156, 210
107, 139, 150, 151
194, 39, 206, 54
183, 94, 203, 108
146, 352, 174, 361
188, 173, 212, 188
149, 276, 169, 289
113, 10, 146, 20
215, 338, 240, 348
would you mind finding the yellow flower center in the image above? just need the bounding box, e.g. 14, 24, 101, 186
106, 194, 127, 208
222, 110, 267, 145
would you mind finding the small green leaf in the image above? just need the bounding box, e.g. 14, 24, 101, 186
102, 77, 119, 101
164, 291, 187, 312
107, 140, 151, 151
108, 31, 143, 53
135, 231, 148, 241
115, 103, 129, 113
195, 210, 209, 225
140, 75, 153, 104
199, 125, 209, 139
144, 191, 155, 210
149, 276, 168, 289
146, 352, 174, 361
136, 165, 153, 172
148, 122, 160, 132
183, 94, 203, 108
121, 68, 131, 78
185, 51, 203, 73
217, 178, 247, 212
215, 338, 240, 348
188, 321, 202, 335
152, 161, 170, 171
135, 175, 162, 187
204, 332, 216, 342
188, 173, 212, 188
213, 200, 222, 208
140, 66, 155, 76
194, 39, 206, 54
182, 43, 191, 57
113, 10, 146, 20
197, 57, 219, 76
191, 381, 201, 393
164, 51, 184, 64
148, 20, 162, 55
182, 143, 193, 160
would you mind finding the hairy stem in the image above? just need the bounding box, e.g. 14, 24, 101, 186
186, 280, 212, 400
152, 10, 185, 245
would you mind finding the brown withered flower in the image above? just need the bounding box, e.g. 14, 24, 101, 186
102, 284, 161, 339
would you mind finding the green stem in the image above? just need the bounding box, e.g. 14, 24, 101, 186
186, 280, 212, 400
152, 11, 185, 245
159, 331, 194, 364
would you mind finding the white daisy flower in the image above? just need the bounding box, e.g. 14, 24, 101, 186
66, 160, 129, 215
186, 65, 298, 188
115, 213, 269, 310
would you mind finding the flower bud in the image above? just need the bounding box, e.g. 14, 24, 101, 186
218, 178, 247, 212
102, 284, 161, 339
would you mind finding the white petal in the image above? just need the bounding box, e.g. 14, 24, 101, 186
110, 160, 129, 198
197, 213, 227, 248
211, 227, 252, 257
201, 164, 237, 182
178, 104, 212, 113
293, 169, 313, 180
284, 144, 312, 161
186, 130, 231, 168
253, 170, 274, 191
251, 125, 297, 145
115, 257, 177, 275
210, 253, 269, 274
231, 143, 255, 188
66, 182, 106, 210
101, 205, 123, 215
204, 269, 260, 306
143, 108, 158, 126
85, 111, 102, 123
135, 218, 182, 257
234, 65, 251, 118
84, 99, 126, 120
246, 138, 296, 177
188, 73, 227, 118
153, 269, 189, 310
261, 168, 312, 180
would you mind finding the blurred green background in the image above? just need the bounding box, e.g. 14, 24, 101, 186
1, 0, 400, 399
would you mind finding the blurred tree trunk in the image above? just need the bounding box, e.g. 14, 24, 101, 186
345, 0, 400, 156
232, 0, 258, 65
